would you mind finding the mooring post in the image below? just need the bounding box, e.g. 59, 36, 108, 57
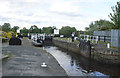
91, 46, 94, 58
84, 35, 86, 40
104, 36, 106, 42
87, 41, 91, 58
98, 36, 100, 41
92, 36, 94, 43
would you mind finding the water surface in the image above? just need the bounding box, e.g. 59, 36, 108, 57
44, 46, 120, 76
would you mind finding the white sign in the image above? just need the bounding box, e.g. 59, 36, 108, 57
54, 29, 59, 34
60, 35, 64, 37
107, 43, 110, 48
28, 33, 30, 36
17, 29, 20, 33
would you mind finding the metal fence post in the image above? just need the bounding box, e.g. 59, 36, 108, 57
98, 36, 100, 41
104, 36, 106, 42
87, 41, 91, 58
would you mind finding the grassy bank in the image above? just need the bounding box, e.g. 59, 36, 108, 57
55, 37, 120, 50
55, 37, 79, 43
55, 37, 110, 44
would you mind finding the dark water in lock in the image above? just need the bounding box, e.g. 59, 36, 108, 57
43, 46, 120, 76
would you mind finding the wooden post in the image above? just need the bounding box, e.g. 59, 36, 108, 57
98, 36, 100, 41
87, 41, 91, 58
92, 36, 94, 43
104, 36, 106, 42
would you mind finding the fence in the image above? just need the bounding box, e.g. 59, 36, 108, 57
30, 34, 54, 41
30, 34, 54, 46
93, 31, 111, 42
93, 30, 120, 48
94, 35, 111, 42
79, 34, 110, 43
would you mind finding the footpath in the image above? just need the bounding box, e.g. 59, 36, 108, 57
2, 37, 67, 76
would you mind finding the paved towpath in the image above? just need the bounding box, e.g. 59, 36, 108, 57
2, 37, 67, 76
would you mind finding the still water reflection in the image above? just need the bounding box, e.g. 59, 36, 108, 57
44, 46, 120, 76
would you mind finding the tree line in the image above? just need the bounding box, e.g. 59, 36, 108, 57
0, 23, 80, 37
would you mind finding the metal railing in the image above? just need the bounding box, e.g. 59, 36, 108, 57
79, 34, 111, 43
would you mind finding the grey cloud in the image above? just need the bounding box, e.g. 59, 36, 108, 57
0, 16, 11, 21
17, 19, 47, 24
52, 11, 83, 17
24, 13, 34, 16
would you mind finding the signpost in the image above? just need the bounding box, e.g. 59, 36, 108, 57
17, 29, 20, 33
60, 35, 64, 37
54, 29, 59, 34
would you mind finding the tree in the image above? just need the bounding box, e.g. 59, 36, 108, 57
60, 26, 76, 37
0, 25, 2, 31
100, 26, 109, 31
2, 23, 11, 32
89, 19, 114, 33
41, 27, 53, 34
85, 27, 89, 31
51, 26, 57, 33
12, 26, 19, 32
29, 25, 41, 33
20, 27, 29, 36
109, 1, 120, 29
41, 26, 57, 34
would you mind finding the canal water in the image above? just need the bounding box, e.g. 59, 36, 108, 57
43, 46, 120, 76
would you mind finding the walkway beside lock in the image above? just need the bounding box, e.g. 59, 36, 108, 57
2, 37, 67, 76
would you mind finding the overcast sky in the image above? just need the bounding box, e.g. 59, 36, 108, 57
0, 0, 119, 30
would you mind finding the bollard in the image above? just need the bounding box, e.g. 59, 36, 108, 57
87, 35, 89, 41
87, 41, 91, 58
84, 35, 86, 40
107, 43, 110, 48
92, 36, 94, 43
9, 37, 22, 45
96, 36, 98, 43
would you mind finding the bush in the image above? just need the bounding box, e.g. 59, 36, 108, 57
0, 31, 18, 43
6, 32, 13, 40
9, 37, 22, 45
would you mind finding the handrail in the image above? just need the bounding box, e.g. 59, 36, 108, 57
0, 37, 9, 40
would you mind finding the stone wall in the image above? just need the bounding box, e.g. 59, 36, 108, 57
53, 39, 91, 58
53, 38, 120, 65
92, 44, 120, 65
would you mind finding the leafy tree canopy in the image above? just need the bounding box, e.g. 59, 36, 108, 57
60, 26, 76, 37
29, 25, 41, 33
109, 1, 120, 29
89, 19, 114, 32
12, 26, 19, 32
2, 23, 11, 32
20, 27, 29, 36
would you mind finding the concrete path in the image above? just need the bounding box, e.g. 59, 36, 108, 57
2, 37, 67, 76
